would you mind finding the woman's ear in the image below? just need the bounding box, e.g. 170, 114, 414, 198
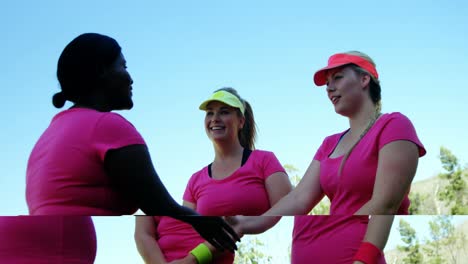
239, 115, 246, 130
361, 74, 371, 89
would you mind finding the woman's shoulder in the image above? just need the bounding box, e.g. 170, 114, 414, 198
54, 108, 130, 123
322, 130, 348, 145
381, 112, 410, 120
190, 165, 210, 179
251, 149, 272, 156
250, 149, 280, 160
379, 112, 414, 126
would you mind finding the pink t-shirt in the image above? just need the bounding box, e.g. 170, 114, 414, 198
156, 150, 285, 263
292, 112, 426, 264
153, 217, 213, 263
26, 108, 146, 215
292, 216, 376, 264
0, 216, 96, 264
183, 150, 286, 215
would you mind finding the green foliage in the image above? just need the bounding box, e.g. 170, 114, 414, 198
409, 192, 437, 215
424, 216, 452, 264
397, 219, 424, 263
284, 164, 301, 187
437, 147, 468, 214
310, 197, 330, 215
409, 192, 424, 215
423, 216, 466, 264
234, 236, 272, 264
393, 216, 468, 264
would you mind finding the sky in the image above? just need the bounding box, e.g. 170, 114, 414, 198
1, 0, 467, 263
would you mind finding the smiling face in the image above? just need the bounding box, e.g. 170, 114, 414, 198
325, 66, 371, 117
204, 101, 245, 144
100, 52, 134, 110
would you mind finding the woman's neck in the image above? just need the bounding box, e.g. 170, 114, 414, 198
71, 99, 111, 112
348, 101, 379, 138
213, 141, 244, 162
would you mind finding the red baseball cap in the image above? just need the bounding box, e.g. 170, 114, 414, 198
313, 53, 379, 86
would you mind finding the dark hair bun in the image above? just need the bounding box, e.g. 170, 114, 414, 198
52, 91, 66, 108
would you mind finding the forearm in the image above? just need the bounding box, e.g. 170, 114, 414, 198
263, 188, 319, 216
352, 215, 394, 264
362, 215, 394, 250
239, 216, 282, 235
137, 179, 203, 217
135, 234, 167, 264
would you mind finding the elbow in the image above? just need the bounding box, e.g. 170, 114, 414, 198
134, 230, 148, 246
133, 232, 146, 253
368, 198, 400, 215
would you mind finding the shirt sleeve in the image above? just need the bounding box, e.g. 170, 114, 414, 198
313, 135, 335, 162
92, 112, 146, 161
152, 216, 160, 239
377, 113, 426, 157
262, 151, 287, 180
182, 172, 199, 204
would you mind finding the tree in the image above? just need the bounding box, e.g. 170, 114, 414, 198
234, 236, 272, 264
437, 147, 468, 214
423, 215, 467, 264
397, 219, 423, 263
409, 192, 435, 215
424, 216, 450, 264
310, 197, 330, 215
283, 164, 301, 188
409, 192, 424, 215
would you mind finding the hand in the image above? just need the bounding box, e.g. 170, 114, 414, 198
168, 254, 197, 264
181, 216, 240, 253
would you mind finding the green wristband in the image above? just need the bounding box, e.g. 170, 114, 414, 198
190, 243, 213, 264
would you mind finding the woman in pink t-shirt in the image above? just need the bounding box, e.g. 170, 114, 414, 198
0, 216, 96, 264
229, 51, 426, 264
3, 33, 239, 263
135, 88, 292, 264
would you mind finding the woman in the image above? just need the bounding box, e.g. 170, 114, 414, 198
0, 216, 96, 264
135, 88, 292, 263
4, 33, 238, 263
229, 51, 426, 263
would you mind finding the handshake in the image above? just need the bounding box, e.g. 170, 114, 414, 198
181, 215, 280, 252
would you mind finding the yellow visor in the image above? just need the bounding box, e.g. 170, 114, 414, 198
199, 90, 245, 114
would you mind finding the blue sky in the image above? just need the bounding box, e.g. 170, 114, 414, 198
1, 0, 467, 262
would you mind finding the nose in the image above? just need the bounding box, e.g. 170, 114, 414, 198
326, 82, 335, 93
211, 112, 220, 121
128, 73, 134, 85
210, 112, 221, 123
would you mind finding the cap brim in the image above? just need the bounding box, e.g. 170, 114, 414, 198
313, 62, 350, 86
199, 99, 241, 110
199, 99, 214, 110
198, 90, 245, 114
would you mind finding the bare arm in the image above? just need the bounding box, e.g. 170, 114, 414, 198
105, 145, 239, 251
263, 160, 324, 216
265, 171, 293, 207
134, 216, 167, 264
355, 141, 419, 214
232, 160, 323, 235
363, 215, 394, 250
105, 145, 199, 216
352, 215, 394, 264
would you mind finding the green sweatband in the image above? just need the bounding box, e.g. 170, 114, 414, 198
190, 243, 213, 264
